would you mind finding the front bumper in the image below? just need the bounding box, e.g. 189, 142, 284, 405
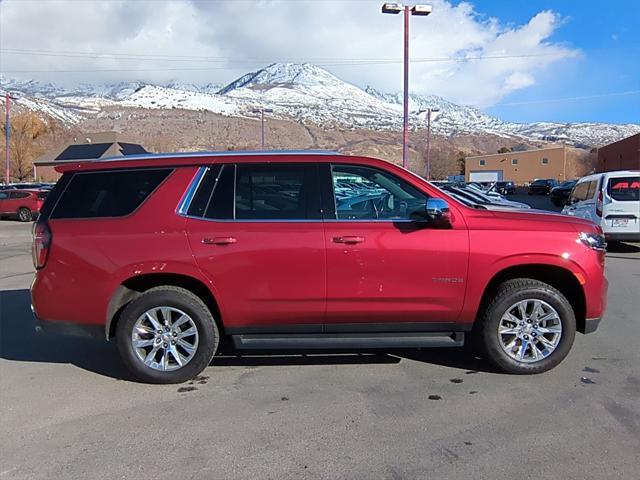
583, 317, 602, 334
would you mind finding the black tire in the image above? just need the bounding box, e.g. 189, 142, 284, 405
17, 207, 32, 222
116, 286, 219, 384
473, 278, 576, 374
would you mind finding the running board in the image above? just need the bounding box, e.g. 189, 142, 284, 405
231, 332, 464, 350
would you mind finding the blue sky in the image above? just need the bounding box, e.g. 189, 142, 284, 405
472, 0, 640, 124
1, 0, 638, 125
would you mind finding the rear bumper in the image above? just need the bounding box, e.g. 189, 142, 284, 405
32, 305, 103, 339
583, 317, 602, 334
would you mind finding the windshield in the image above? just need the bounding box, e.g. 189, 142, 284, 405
559, 180, 576, 188
607, 176, 640, 201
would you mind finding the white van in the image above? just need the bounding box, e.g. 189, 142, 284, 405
562, 170, 639, 242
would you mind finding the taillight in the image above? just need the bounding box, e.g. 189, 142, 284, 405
595, 189, 603, 217
32, 221, 51, 269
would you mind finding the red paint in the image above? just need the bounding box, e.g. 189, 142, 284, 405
31, 153, 607, 337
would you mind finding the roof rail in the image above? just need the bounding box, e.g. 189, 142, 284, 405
34, 149, 341, 166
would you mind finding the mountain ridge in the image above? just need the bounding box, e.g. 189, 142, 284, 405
2, 63, 639, 147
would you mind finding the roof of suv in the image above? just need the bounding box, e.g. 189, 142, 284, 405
48, 150, 344, 173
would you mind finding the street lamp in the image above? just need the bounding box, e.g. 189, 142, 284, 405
3, 92, 19, 185
420, 107, 439, 180
251, 108, 274, 150
381, 2, 432, 170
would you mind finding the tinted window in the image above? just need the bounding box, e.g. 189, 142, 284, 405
0, 192, 8, 200
331, 164, 428, 220
205, 164, 234, 220
37, 191, 49, 200
235, 164, 316, 220
186, 165, 221, 218
586, 180, 598, 199
10, 191, 31, 199
51, 169, 171, 219
608, 176, 639, 201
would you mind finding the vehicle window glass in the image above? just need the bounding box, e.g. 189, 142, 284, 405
204, 164, 235, 220
10, 191, 31, 199
51, 169, 172, 219
607, 176, 640, 202
37, 191, 49, 200
0, 192, 8, 200
186, 165, 222, 217
234, 163, 315, 220
586, 180, 597, 199
331, 164, 428, 220
569, 181, 589, 203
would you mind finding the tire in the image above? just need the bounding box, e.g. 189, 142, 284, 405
473, 279, 576, 374
17, 207, 32, 222
116, 286, 219, 384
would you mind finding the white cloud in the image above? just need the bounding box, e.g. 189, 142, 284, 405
0, 0, 578, 106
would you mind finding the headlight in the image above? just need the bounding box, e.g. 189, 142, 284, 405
578, 232, 607, 251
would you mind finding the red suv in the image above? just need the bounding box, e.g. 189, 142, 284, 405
0, 189, 47, 221
31, 152, 608, 383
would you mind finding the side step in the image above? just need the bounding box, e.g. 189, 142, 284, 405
231, 332, 464, 350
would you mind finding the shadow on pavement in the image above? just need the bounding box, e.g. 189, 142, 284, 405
606, 241, 640, 259
0, 288, 130, 380
1, 288, 497, 378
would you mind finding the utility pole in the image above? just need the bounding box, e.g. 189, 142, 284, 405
425, 107, 439, 180
251, 108, 273, 149
4, 93, 11, 185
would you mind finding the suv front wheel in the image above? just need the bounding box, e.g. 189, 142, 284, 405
474, 279, 576, 374
116, 286, 219, 384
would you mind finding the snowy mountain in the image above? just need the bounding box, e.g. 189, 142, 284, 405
2, 64, 639, 147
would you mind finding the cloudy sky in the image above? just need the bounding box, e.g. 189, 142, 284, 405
1, 0, 638, 123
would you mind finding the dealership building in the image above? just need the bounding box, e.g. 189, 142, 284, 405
596, 133, 639, 172
465, 145, 567, 184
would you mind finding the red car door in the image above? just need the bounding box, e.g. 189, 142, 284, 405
322, 162, 469, 327
185, 162, 326, 332
0, 191, 10, 214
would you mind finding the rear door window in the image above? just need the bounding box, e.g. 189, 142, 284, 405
51, 168, 172, 219
607, 176, 640, 202
10, 191, 31, 199
569, 181, 589, 204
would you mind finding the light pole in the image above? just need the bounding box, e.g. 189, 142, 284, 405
4, 92, 15, 185
382, 2, 432, 170
251, 108, 274, 150
415, 107, 439, 179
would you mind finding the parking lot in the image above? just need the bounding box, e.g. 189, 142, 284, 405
1, 197, 639, 480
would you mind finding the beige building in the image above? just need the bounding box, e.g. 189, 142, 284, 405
465, 145, 567, 184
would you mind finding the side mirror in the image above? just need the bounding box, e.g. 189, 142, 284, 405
426, 198, 451, 224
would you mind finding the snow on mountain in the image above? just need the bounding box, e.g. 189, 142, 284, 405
2, 65, 639, 146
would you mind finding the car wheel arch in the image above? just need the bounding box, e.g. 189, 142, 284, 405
106, 272, 223, 341
476, 263, 586, 334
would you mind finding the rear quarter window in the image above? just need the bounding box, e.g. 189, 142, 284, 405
50, 168, 172, 219
607, 176, 640, 202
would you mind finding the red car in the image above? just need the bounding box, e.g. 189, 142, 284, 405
0, 189, 47, 221
31, 152, 608, 383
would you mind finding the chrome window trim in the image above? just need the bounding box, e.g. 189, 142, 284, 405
176, 166, 207, 215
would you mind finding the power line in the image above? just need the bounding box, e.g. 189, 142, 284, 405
496, 90, 640, 106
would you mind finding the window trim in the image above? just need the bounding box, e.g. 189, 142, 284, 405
541, 157, 549, 165
511, 158, 518, 165
50, 167, 174, 221
479, 159, 486, 166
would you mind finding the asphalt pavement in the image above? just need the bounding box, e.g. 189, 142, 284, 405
1, 199, 639, 480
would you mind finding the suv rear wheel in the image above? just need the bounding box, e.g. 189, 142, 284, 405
474, 279, 576, 374
116, 286, 219, 384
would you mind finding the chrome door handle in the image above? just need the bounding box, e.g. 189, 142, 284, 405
202, 237, 237, 245
333, 236, 364, 244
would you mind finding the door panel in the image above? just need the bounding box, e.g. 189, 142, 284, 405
185, 162, 326, 330
323, 164, 469, 325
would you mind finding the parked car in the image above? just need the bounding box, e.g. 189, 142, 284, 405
443, 185, 531, 209
0, 189, 47, 221
550, 180, 577, 207
528, 179, 558, 195
562, 171, 639, 242
494, 181, 516, 195
466, 182, 509, 202
31, 151, 607, 383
